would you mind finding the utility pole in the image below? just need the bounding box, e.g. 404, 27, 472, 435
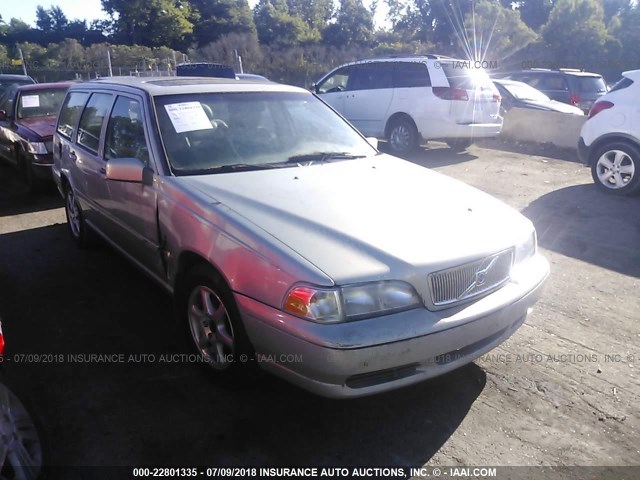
107, 49, 113, 77
18, 48, 27, 76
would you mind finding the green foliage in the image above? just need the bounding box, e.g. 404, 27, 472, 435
254, 0, 320, 46
517, 0, 554, 31
541, 0, 612, 68
462, 0, 537, 61
190, 0, 256, 47
322, 0, 374, 47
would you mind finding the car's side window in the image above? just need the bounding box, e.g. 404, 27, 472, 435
104, 96, 150, 166
348, 63, 393, 91
76, 93, 113, 154
57, 92, 90, 140
316, 67, 352, 94
393, 62, 431, 88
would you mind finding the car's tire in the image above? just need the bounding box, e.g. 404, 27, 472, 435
387, 117, 419, 156
447, 139, 473, 152
177, 264, 254, 380
64, 186, 92, 248
590, 142, 640, 196
0, 381, 45, 480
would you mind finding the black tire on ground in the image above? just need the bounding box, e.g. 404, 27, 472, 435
590, 142, 640, 196
386, 117, 419, 156
177, 264, 255, 380
64, 186, 92, 248
447, 139, 473, 152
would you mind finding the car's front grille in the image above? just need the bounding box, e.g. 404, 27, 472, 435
428, 249, 513, 307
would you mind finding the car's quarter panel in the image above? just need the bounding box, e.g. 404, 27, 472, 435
156, 177, 334, 309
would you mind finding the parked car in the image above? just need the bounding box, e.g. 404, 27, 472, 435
0, 82, 72, 192
0, 320, 44, 479
493, 79, 584, 115
313, 56, 503, 155
0, 74, 35, 96
578, 70, 640, 195
53, 76, 548, 398
497, 69, 607, 114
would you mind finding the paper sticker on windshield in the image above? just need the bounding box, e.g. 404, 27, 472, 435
164, 102, 213, 133
21, 95, 40, 108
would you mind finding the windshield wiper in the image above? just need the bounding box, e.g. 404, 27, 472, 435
285, 152, 368, 164
184, 163, 278, 175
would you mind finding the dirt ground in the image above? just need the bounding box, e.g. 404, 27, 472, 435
0, 140, 638, 477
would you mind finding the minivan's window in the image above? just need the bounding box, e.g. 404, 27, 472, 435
154, 92, 376, 175
105, 96, 149, 165
441, 63, 494, 90
609, 77, 634, 93
77, 93, 113, 154
317, 67, 351, 94
348, 63, 393, 90
393, 62, 431, 88
17, 89, 67, 119
57, 92, 90, 139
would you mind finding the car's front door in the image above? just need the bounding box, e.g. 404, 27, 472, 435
315, 66, 353, 117
101, 94, 164, 279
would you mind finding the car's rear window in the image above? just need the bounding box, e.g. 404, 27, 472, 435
17, 89, 67, 119
441, 63, 494, 91
608, 77, 633, 93
573, 76, 607, 93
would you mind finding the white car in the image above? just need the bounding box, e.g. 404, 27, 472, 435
314, 56, 503, 155
578, 70, 640, 195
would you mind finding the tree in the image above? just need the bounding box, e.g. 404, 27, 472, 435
517, 0, 554, 31
36, 6, 54, 33
254, 0, 319, 46
322, 0, 374, 47
286, 0, 333, 31
190, 0, 257, 47
541, 0, 612, 68
49, 5, 69, 32
101, 0, 195, 48
463, 0, 537, 61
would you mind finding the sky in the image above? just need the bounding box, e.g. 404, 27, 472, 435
1, 0, 389, 29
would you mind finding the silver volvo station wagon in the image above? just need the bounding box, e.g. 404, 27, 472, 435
52, 77, 549, 398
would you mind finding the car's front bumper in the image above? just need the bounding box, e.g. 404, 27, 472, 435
237, 254, 549, 398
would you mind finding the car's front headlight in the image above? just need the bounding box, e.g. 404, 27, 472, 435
25, 142, 48, 155
283, 281, 422, 323
514, 230, 537, 265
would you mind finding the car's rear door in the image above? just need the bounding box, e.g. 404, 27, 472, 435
100, 94, 164, 278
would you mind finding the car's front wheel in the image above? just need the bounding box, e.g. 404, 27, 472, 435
591, 142, 640, 195
387, 117, 419, 156
179, 265, 253, 377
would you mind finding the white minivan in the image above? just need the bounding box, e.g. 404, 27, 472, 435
314, 55, 503, 155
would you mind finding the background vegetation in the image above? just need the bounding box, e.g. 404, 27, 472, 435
0, 0, 638, 85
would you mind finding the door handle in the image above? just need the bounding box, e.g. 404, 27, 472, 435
98, 167, 106, 176
69, 150, 77, 161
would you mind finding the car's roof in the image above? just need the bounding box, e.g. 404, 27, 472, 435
0, 74, 34, 81
19, 82, 73, 91
72, 76, 305, 96
493, 79, 530, 87
345, 55, 460, 66
515, 69, 602, 78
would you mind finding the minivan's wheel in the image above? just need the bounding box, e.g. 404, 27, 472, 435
387, 117, 419, 156
0, 383, 43, 480
179, 265, 253, 377
447, 139, 473, 152
64, 187, 91, 248
591, 142, 640, 195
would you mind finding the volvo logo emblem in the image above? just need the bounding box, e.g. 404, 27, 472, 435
475, 270, 487, 286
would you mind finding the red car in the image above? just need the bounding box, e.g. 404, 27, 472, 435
0, 82, 72, 192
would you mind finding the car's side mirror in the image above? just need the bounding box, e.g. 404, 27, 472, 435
106, 157, 153, 185
366, 137, 378, 150
0, 110, 7, 121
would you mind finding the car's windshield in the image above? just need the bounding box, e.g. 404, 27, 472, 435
154, 91, 376, 175
575, 76, 607, 93
0, 78, 33, 97
503, 82, 550, 102
17, 89, 67, 119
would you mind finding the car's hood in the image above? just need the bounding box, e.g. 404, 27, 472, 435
519, 99, 584, 115
178, 155, 533, 283
18, 115, 56, 139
